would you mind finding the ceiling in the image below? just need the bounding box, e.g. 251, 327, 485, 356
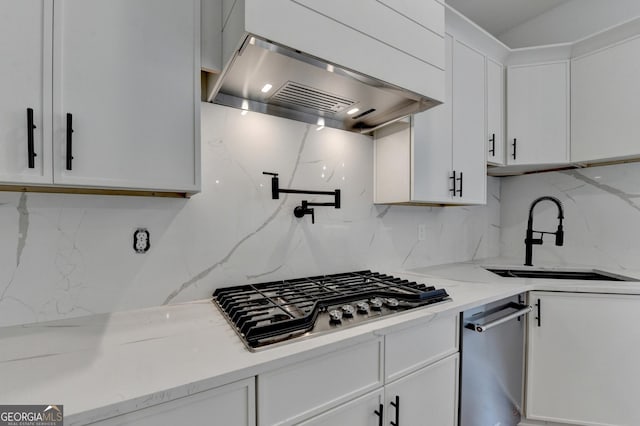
445, 0, 572, 38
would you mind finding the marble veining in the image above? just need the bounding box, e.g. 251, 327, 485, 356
0, 103, 500, 328
501, 163, 640, 269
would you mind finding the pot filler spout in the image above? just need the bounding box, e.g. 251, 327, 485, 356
211, 36, 441, 133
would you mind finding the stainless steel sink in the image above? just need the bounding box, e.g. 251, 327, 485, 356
485, 268, 635, 281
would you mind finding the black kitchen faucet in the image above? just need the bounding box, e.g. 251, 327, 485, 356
524, 196, 564, 266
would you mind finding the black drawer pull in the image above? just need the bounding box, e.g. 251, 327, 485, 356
390, 395, 400, 426
66, 113, 74, 170
512, 138, 517, 160
456, 172, 463, 197
27, 108, 37, 168
489, 133, 495, 156
449, 171, 457, 197
374, 403, 383, 426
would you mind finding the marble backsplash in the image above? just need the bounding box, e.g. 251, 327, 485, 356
500, 163, 640, 269
0, 103, 500, 327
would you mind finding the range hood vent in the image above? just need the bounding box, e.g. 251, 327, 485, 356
270, 82, 356, 115
211, 37, 440, 133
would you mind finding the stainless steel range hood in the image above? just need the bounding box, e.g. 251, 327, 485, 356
210, 36, 442, 133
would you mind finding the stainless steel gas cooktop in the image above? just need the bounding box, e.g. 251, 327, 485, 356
212, 270, 450, 351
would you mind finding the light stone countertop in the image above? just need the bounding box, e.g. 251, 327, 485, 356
2, 258, 640, 425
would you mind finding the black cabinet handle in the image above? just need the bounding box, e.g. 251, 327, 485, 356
390, 395, 400, 426
26, 108, 37, 168
489, 133, 495, 156
374, 403, 383, 426
512, 138, 517, 160
456, 172, 463, 197
449, 171, 457, 197
535, 298, 541, 327
66, 113, 74, 170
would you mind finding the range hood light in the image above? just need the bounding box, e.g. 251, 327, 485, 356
347, 108, 360, 116
249, 36, 256, 45
241, 99, 249, 115
316, 117, 325, 131
261, 83, 273, 93
326, 64, 335, 73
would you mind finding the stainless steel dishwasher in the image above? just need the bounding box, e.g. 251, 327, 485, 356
460, 294, 532, 426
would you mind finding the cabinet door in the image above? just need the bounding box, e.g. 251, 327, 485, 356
385, 354, 459, 426
0, 0, 52, 184
507, 62, 569, 165
526, 292, 640, 426
452, 40, 486, 204
412, 34, 453, 203
572, 36, 640, 163
52, 0, 200, 192
486, 59, 504, 165
258, 338, 383, 426
296, 389, 384, 426
92, 377, 255, 426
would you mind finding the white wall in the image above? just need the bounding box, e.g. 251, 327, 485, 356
500, 163, 640, 269
498, 0, 640, 48
0, 103, 501, 328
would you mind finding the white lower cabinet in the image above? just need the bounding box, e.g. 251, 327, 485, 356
385, 354, 459, 426
296, 389, 385, 426
257, 338, 384, 426
90, 377, 255, 426
525, 291, 640, 426
258, 315, 459, 426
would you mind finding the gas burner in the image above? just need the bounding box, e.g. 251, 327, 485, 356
385, 298, 400, 308
212, 270, 450, 351
329, 309, 343, 324
370, 297, 383, 311
356, 301, 369, 314
341, 304, 355, 317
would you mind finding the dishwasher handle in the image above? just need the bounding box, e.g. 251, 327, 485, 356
465, 302, 532, 333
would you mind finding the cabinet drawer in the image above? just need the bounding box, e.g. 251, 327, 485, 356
90, 377, 255, 426
385, 314, 458, 382
257, 338, 383, 426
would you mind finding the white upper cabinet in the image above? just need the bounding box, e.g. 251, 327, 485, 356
375, 34, 486, 205
572, 35, 640, 163
52, 0, 200, 192
506, 61, 570, 165
451, 40, 487, 204
0, 0, 52, 185
201, 0, 223, 73
0, 0, 200, 195
486, 59, 505, 165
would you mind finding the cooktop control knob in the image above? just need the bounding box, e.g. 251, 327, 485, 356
329, 309, 343, 323
369, 297, 383, 311
385, 298, 400, 309
356, 301, 369, 314
341, 304, 355, 317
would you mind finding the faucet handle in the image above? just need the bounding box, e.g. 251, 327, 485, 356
555, 225, 564, 246
294, 201, 315, 224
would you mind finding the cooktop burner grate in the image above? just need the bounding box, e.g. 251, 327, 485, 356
213, 270, 450, 350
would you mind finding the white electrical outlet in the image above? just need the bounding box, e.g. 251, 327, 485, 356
133, 228, 150, 253
417, 224, 426, 241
